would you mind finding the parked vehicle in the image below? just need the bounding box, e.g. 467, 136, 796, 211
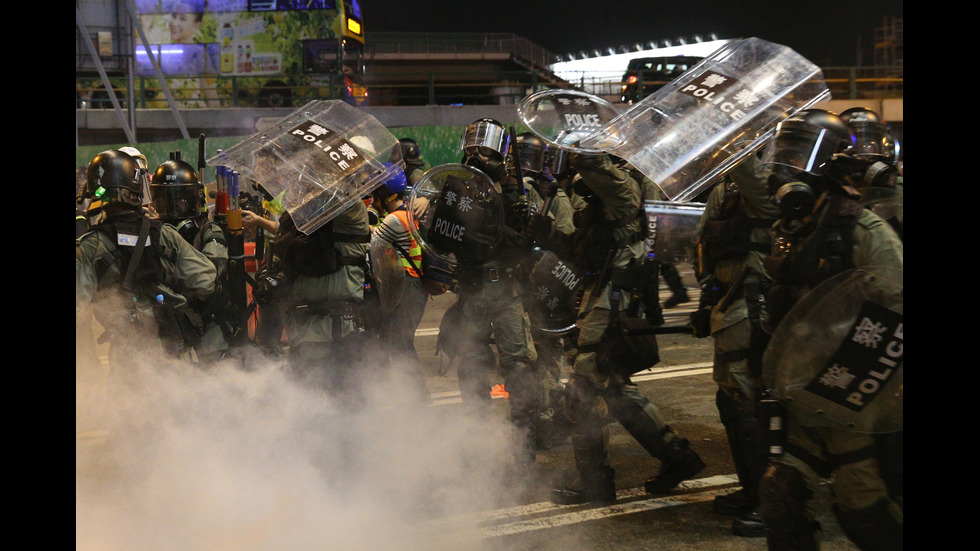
620, 55, 703, 103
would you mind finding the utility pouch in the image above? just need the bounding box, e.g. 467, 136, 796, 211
598, 315, 661, 377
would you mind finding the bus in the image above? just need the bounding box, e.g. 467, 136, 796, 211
85, 0, 367, 108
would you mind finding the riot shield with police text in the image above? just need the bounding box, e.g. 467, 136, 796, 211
207, 100, 403, 235
524, 250, 585, 334
581, 38, 831, 201
762, 266, 903, 434
643, 200, 705, 264
517, 89, 623, 153
407, 164, 505, 267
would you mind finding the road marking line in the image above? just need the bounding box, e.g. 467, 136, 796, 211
423, 474, 739, 539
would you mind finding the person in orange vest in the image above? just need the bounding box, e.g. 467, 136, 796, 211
372, 164, 431, 404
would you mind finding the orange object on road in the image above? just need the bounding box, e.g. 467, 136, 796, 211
491, 384, 509, 399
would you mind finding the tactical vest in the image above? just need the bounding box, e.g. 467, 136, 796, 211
86, 212, 203, 353
571, 197, 643, 272
273, 212, 370, 279
699, 179, 775, 273
765, 195, 860, 328
88, 212, 179, 294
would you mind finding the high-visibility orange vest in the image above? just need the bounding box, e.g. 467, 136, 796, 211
391, 208, 422, 278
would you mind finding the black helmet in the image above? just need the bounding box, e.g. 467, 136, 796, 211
84, 149, 144, 205
460, 117, 508, 160
761, 109, 855, 178
399, 138, 422, 163
515, 132, 547, 175
840, 107, 893, 164
151, 154, 201, 220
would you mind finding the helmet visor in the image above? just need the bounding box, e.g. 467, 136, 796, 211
518, 143, 546, 174
850, 122, 890, 160
760, 126, 843, 176
151, 184, 200, 219
460, 121, 508, 157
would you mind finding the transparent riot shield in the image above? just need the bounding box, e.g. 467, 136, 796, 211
763, 267, 903, 434
581, 37, 832, 201
369, 235, 406, 315
524, 250, 585, 334
207, 100, 403, 235
407, 164, 505, 267
863, 187, 904, 227
642, 200, 705, 264
517, 89, 623, 153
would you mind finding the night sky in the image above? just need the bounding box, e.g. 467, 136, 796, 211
359, 0, 903, 67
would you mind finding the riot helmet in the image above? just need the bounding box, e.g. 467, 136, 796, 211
760, 109, 855, 219
839, 107, 893, 163
460, 118, 509, 181
546, 147, 571, 179
399, 138, 424, 168
151, 152, 202, 221
839, 108, 900, 193
83, 149, 145, 207
761, 109, 855, 179
515, 132, 547, 175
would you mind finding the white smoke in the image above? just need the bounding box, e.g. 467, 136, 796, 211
76, 313, 526, 551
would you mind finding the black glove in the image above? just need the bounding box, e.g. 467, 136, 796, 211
252, 272, 286, 304
527, 213, 552, 242
570, 152, 606, 170
689, 306, 712, 338
509, 197, 529, 220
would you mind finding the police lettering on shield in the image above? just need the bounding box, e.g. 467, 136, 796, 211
803, 301, 903, 413
289, 122, 365, 174
678, 71, 766, 122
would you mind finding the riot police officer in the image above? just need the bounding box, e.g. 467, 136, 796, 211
399, 137, 428, 187
150, 151, 242, 364
451, 117, 542, 465
260, 194, 376, 406
516, 131, 577, 449
757, 109, 903, 550
839, 107, 903, 240
693, 151, 779, 537
535, 151, 706, 505
76, 149, 217, 364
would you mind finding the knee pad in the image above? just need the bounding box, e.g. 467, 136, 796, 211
759, 463, 818, 546
834, 498, 903, 551
564, 375, 597, 422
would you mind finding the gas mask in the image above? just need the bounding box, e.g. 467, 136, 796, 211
463, 149, 507, 182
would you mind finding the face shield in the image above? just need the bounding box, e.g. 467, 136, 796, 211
119, 146, 153, 204
459, 120, 508, 160
151, 183, 201, 220
850, 121, 891, 161
760, 124, 844, 177
517, 140, 547, 174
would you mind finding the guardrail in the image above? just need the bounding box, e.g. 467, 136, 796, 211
75, 65, 902, 110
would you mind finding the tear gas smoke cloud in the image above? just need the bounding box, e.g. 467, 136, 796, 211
76, 307, 533, 551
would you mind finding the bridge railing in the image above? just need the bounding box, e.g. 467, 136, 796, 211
75, 65, 903, 111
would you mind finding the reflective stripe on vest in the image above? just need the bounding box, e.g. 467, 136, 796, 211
391, 208, 422, 278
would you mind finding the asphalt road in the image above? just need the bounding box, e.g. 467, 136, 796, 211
406, 287, 861, 551
76, 268, 862, 551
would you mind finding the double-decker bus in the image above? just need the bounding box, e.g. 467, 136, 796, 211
85, 0, 367, 108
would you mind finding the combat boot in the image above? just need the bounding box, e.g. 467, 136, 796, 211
662, 289, 690, 309
644, 438, 706, 494
732, 510, 766, 537
551, 466, 616, 505
714, 488, 758, 516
